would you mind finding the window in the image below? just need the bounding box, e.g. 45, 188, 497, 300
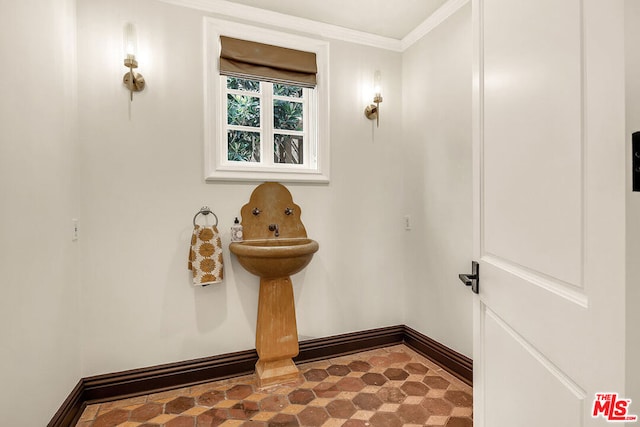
204, 19, 330, 183
224, 77, 311, 166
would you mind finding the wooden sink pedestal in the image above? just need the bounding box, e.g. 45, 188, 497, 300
255, 276, 300, 387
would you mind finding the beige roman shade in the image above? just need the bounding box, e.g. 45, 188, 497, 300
219, 36, 317, 88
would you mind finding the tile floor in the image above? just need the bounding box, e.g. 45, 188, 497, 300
76, 345, 472, 427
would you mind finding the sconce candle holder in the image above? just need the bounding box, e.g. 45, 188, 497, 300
123, 58, 145, 101
364, 70, 383, 127
364, 93, 383, 127
123, 23, 145, 101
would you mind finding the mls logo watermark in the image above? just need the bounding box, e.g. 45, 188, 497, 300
592, 393, 638, 422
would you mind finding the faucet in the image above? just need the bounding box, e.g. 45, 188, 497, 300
268, 224, 280, 237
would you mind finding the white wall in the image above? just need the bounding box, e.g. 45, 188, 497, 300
0, 0, 81, 424
625, 0, 640, 402
401, 4, 473, 357
77, 0, 406, 376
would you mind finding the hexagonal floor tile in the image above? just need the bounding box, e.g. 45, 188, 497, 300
129, 403, 162, 422
386, 351, 412, 363
165, 396, 195, 414
352, 393, 383, 411
368, 412, 402, 427
297, 406, 329, 426
376, 386, 407, 404
325, 399, 357, 419
368, 356, 392, 367
446, 416, 473, 427
92, 408, 129, 427
165, 415, 196, 427
288, 388, 316, 405
423, 375, 451, 389
196, 389, 225, 406
303, 368, 329, 382
326, 364, 351, 376
347, 360, 372, 372
404, 362, 429, 375
421, 397, 454, 416
228, 401, 259, 419
444, 390, 473, 407
269, 413, 300, 427
400, 381, 430, 396
334, 376, 366, 392
397, 403, 430, 424
196, 408, 228, 426
259, 394, 290, 412
361, 372, 387, 386
312, 382, 340, 398
383, 368, 409, 381
226, 384, 254, 400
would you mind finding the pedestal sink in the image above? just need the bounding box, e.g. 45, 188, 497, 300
230, 238, 318, 387
229, 182, 319, 387
230, 238, 319, 278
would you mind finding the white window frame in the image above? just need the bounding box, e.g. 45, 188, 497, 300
204, 18, 330, 183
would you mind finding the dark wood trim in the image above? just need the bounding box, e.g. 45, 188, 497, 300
403, 325, 473, 386
47, 380, 85, 427
50, 325, 471, 426
296, 325, 405, 363
82, 348, 260, 404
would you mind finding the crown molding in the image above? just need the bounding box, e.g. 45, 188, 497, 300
401, 0, 470, 50
158, 0, 468, 52
158, 0, 403, 51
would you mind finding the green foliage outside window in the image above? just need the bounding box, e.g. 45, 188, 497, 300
228, 130, 260, 162
227, 94, 260, 127
274, 84, 303, 98
227, 77, 259, 92
273, 100, 303, 131
225, 77, 305, 163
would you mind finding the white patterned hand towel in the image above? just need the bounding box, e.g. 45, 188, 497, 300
188, 225, 224, 286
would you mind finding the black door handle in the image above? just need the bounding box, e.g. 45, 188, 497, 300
458, 261, 479, 294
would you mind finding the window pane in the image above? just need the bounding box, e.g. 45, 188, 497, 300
226, 77, 260, 92
273, 100, 303, 131
274, 134, 303, 164
227, 94, 260, 127
228, 130, 260, 162
273, 84, 303, 98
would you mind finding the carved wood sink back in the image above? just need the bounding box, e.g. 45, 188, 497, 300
240, 182, 307, 240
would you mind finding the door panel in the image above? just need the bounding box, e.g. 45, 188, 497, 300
483, 0, 583, 287
483, 306, 586, 427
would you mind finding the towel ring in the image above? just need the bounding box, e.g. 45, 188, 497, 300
193, 206, 219, 227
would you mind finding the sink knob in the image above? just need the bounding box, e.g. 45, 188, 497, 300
252, 208, 261, 216
285, 207, 294, 216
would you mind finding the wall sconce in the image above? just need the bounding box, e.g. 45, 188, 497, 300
364, 70, 383, 127
122, 23, 145, 101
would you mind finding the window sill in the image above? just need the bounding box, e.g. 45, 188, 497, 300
205, 168, 330, 184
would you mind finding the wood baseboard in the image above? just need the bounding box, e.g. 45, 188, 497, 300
296, 325, 405, 363
403, 325, 473, 386
48, 325, 471, 427
48, 380, 85, 427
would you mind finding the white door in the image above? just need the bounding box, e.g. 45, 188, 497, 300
471, 0, 627, 426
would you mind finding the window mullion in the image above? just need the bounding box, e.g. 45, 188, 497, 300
221, 76, 230, 163
263, 82, 274, 167
302, 88, 310, 167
